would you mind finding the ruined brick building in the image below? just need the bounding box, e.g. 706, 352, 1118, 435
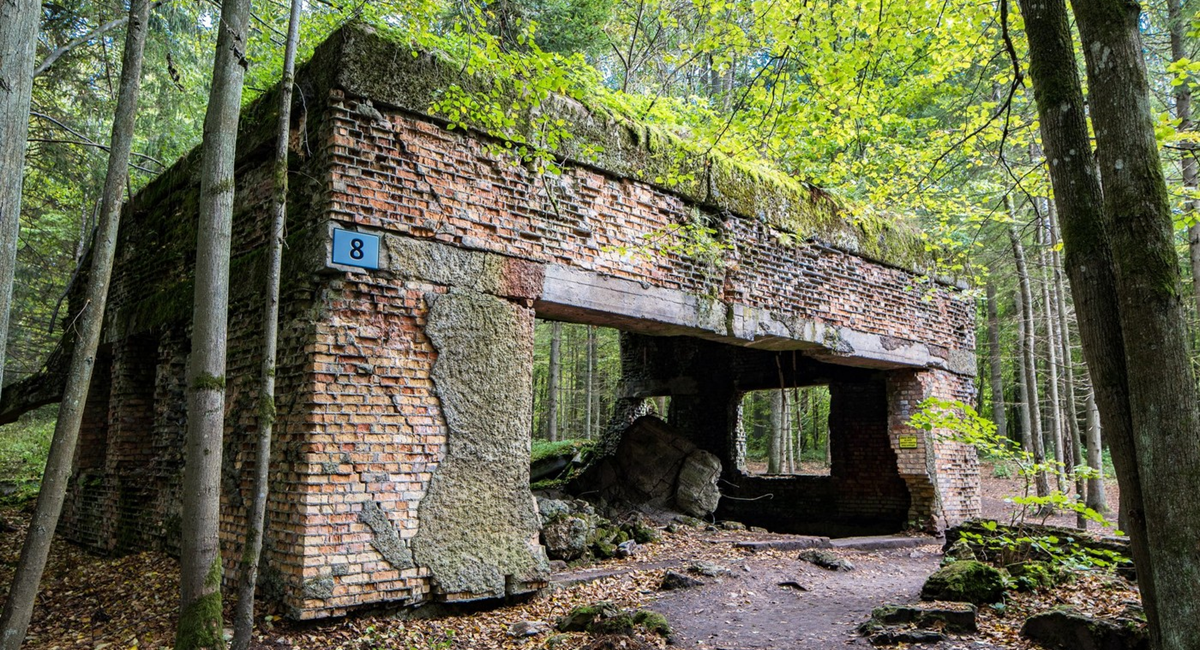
6, 24, 979, 619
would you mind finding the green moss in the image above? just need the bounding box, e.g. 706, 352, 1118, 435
259, 394, 277, 424
325, 23, 933, 272
633, 610, 671, 636
191, 373, 226, 391
530, 438, 593, 464
174, 559, 224, 650
920, 560, 1005, 605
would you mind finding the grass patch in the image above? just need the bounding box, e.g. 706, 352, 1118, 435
0, 404, 56, 502
531, 438, 593, 464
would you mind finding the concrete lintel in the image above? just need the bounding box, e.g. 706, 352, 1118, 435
539, 264, 975, 376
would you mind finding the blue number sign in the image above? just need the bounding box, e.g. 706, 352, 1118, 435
331, 228, 380, 270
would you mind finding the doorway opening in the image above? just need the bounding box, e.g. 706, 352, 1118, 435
739, 385, 830, 476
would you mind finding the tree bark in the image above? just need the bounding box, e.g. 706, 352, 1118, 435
1009, 221, 1051, 499
585, 326, 595, 439
0, 2, 149, 648
986, 282, 1007, 442
230, 0, 302, 647
1034, 203, 1065, 493
546, 321, 561, 441
177, 0, 252, 646
1069, 3, 1200, 647
767, 390, 783, 474
1169, 0, 1200, 321
1018, 0, 1159, 640
1084, 388, 1107, 515
0, 0, 40, 412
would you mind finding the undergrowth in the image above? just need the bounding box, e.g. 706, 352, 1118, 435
0, 404, 56, 502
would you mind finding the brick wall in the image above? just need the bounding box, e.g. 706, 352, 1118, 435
60, 25, 978, 620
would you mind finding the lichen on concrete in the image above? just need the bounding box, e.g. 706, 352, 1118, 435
358, 500, 414, 569
412, 288, 550, 599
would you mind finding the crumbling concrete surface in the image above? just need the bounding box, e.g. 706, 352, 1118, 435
413, 289, 550, 599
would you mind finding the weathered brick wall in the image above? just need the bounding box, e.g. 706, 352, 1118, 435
324, 100, 974, 361
58, 23, 979, 620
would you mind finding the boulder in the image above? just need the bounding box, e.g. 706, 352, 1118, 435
920, 560, 1005, 604
1021, 607, 1148, 650
660, 571, 705, 591
676, 450, 722, 517
558, 602, 621, 632
542, 516, 591, 561
865, 604, 977, 634
576, 416, 722, 517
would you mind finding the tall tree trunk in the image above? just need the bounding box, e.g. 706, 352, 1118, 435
1051, 206, 1086, 527
546, 321, 561, 442
231, 0, 302, 647
0, 0, 39, 408
1070, 3, 1200, 647
1084, 388, 1107, 515
1037, 208, 1065, 492
986, 282, 1007, 442
1018, 0, 1159, 641
177, 0, 252, 646
1010, 221, 1051, 499
0, 2, 149, 648
585, 326, 595, 439
767, 391, 783, 474
1015, 286, 1032, 453
1170, 0, 1200, 320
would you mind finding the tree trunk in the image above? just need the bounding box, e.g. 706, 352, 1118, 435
1084, 388, 1107, 515
986, 282, 1007, 442
1037, 207, 1065, 492
0, 0, 39, 410
1015, 285, 1032, 453
1018, 0, 1160, 641
585, 326, 595, 439
546, 321, 561, 442
177, 0, 252, 646
1050, 206, 1086, 528
1169, 0, 1200, 322
1070, 3, 1200, 647
231, 0, 301, 647
1010, 221, 1051, 499
0, 3, 149, 648
767, 391, 783, 474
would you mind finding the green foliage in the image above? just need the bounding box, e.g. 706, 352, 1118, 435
912, 398, 1128, 573
531, 438, 594, 463
911, 397, 1108, 529
0, 405, 56, 502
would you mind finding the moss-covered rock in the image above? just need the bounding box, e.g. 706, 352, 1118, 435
1021, 606, 1148, 650
920, 560, 1005, 605
632, 610, 671, 637
557, 602, 621, 632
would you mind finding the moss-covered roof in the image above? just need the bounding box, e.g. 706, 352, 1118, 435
310, 23, 934, 273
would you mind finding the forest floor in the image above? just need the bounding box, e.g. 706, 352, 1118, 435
0, 466, 1136, 650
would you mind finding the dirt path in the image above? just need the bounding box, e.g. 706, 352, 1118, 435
643, 543, 1010, 649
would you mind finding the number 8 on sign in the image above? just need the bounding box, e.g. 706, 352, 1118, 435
331, 228, 379, 270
